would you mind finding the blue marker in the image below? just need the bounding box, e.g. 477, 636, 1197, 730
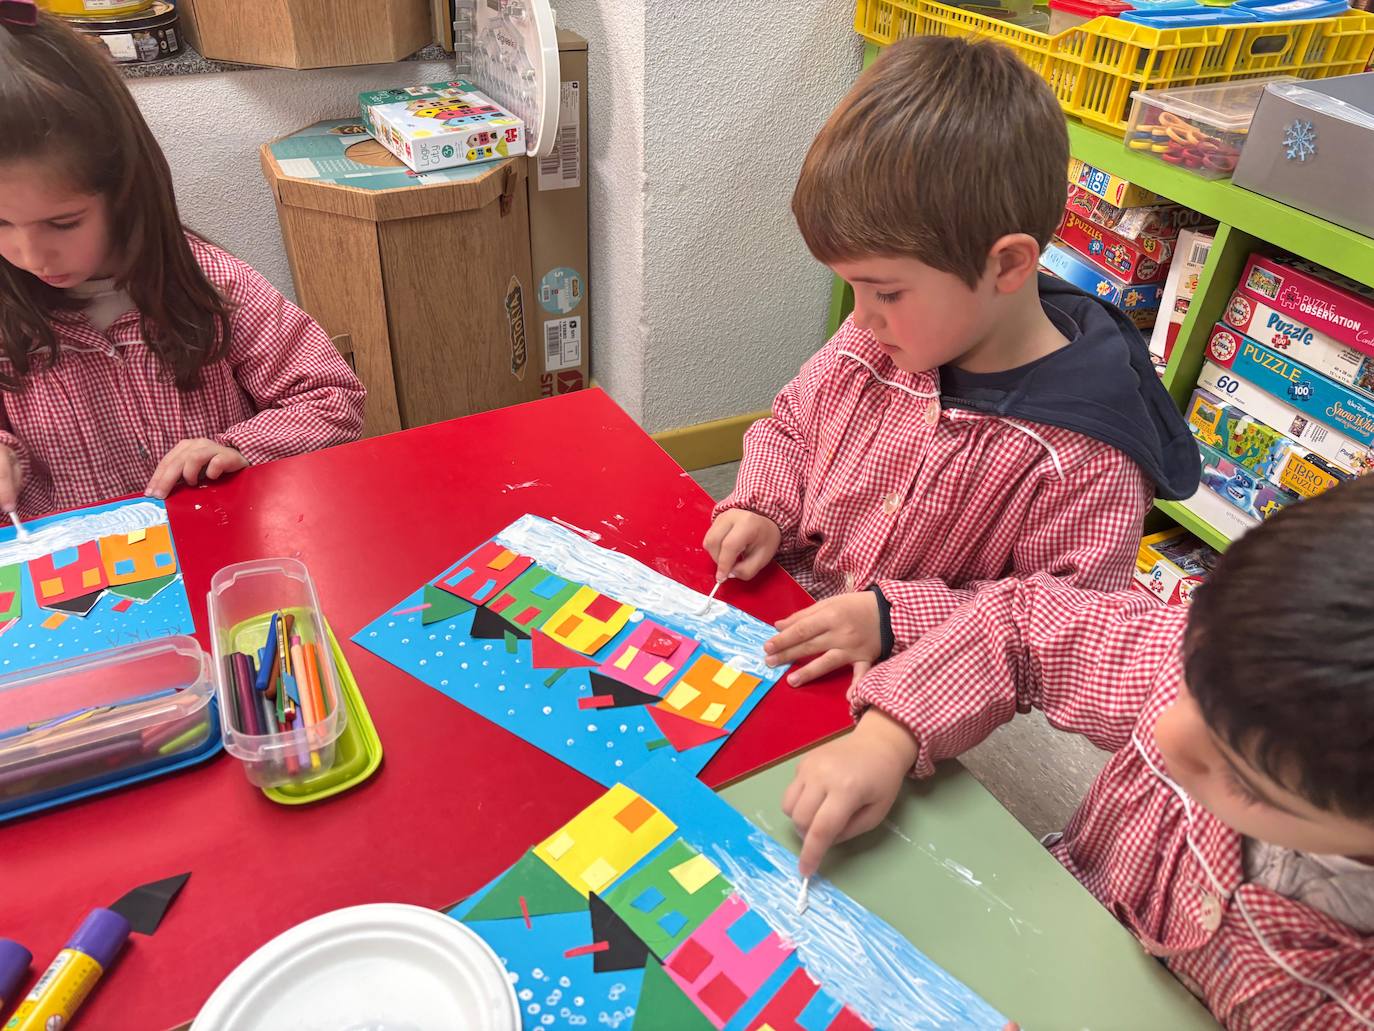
255, 615, 279, 694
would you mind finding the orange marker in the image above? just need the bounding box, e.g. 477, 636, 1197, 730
303, 642, 328, 723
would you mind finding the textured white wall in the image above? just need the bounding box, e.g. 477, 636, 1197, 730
554, 1, 863, 431
128, 60, 458, 298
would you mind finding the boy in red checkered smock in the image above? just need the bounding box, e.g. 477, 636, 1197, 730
705, 38, 1198, 688
0, 10, 364, 519
789, 475, 1374, 1029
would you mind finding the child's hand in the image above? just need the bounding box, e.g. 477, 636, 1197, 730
703, 510, 781, 582
784, 708, 918, 876
0, 445, 21, 515
145, 439, 248, 499
766, 592, 880, 687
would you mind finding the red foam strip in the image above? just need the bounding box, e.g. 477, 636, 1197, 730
519, 895, 532, 930
563, 941, 610, 958
578, 695, 615, 709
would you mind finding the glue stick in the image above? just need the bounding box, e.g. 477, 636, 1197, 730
4, 909, 129, 1031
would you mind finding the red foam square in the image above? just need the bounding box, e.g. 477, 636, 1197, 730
667, 937, 713, 983
584, 593, 623, 622
698, 972, 747, 1022
112, 598, 134, 613
642, 629, 681, 657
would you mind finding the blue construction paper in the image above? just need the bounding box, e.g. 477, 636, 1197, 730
451, 754, 1008, 1030
633, 886, 667, 913
0, 498, 193, 679
354, 515, 786, 786
725, 907, 772, 953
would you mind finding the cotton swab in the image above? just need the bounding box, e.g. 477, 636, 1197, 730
7, 510, 28, 541
796, 876, 810, 915
707, 580, 724, 600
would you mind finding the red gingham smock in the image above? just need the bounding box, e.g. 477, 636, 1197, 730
0, 235, 365, 518
714, 316, 1154, 648
855, 574, 1374, 1030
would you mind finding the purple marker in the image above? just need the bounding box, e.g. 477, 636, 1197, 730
0, 938, 31, 1010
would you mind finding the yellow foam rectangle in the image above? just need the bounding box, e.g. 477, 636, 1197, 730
42, 612, 68, 630
700, 702, 727, 725
669, 853, 720, 894
712, 664, 742, 689
39, 577, 64, 599
614, 646, 639, 671
581, 857, 618, 893
82, 567, 102, 588
664, 683, 699, 711
127, 528, 147, 544
545, 831, 575, 859
644, 661, 674, 687
489, 549, 517, 571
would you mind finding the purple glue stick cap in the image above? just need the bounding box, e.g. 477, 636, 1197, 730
69, 909, 131, 969
0, 938, 31, 1002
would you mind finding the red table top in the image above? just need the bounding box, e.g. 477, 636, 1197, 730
3, 389, 851, 1029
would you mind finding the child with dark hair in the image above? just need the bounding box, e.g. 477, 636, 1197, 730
0, 6, 364, 518
789, 474, 1374, 1028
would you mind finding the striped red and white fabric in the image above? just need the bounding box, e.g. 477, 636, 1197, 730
713, 316, 1153, 649
0, 235, 365, 518
855, 574, 1374, 1029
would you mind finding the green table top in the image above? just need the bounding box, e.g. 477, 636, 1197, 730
720, 758, 1217, 1030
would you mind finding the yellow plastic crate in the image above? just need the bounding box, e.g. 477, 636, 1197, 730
854, 0, 1374, 135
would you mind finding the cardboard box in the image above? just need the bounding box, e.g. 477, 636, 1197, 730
1197, 439, 1300, 522
178, 0, 432, 69
1133, 527, 1219, 606
1204, 324, 1374, 448
1238, 253, 1374, 357
527, 30, 591, 398
1067, 158, 1162, 208
1064, 185, 1211, 242
1223, 290, 1374, 398
1196, 359, 1372, 475
261, 120, 538, 437
1149, 228, 1213, 365
1178, 475, 1260, 543
1186, 387, 1348, 499
1055, 209, 1173, 285
1039, 241, 1164, 325
359, 81, 525, 173
1234, 75, 1374, 240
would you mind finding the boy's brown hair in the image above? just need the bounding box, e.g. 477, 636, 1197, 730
793, 36, 1067, 287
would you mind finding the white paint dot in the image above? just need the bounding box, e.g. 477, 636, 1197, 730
542, 706, 552, 715
586, 724, 598, 733
519, 989, 533, 1001
566, 738, 575, 746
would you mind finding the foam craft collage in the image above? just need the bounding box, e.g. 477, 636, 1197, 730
0, 498, 193, 677
354, 515, 788, 785
451, 754, 1008, 1030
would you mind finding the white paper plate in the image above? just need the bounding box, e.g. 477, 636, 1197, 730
191, 903, 519, 1031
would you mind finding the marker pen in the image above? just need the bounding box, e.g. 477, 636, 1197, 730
0, 939, 31, 1010
4, 909, 129, 1031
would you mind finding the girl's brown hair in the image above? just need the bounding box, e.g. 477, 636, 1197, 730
0, 10, 230, 390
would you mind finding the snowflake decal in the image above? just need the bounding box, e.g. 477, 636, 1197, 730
1283, 119, 1317, 162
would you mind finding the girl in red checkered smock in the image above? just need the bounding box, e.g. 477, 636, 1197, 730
0, 8, 365, 519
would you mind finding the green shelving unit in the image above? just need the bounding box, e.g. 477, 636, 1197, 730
1069, 121, 1374, 552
